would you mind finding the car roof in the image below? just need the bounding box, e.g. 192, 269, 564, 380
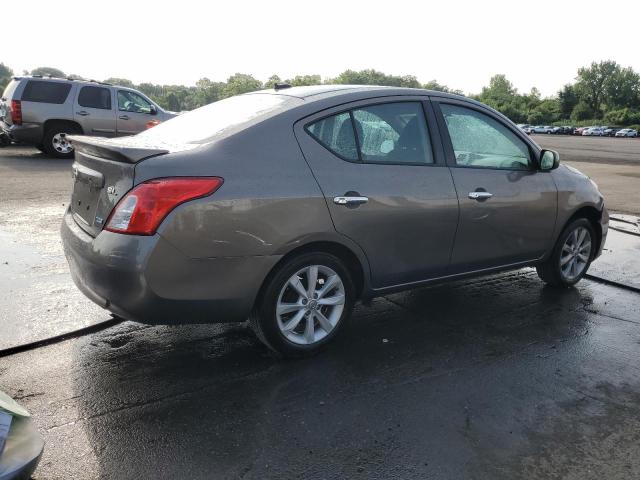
15, 75, 128, 89
247, 84, 469, 103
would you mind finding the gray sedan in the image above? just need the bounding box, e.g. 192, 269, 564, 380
61, 85, 608, 357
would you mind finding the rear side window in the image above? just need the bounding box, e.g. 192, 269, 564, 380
306, 112, 358, 161
353, 103, 432, 164
306, 102, 433, 165
78, 86, 112, 110
21, 80, 71, 104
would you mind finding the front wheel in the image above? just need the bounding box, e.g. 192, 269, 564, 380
536, 218, 596, 287
250, 252, 355, 357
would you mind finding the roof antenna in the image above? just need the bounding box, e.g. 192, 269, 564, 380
274, 82, 292, 91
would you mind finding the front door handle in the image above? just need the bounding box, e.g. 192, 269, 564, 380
334, 196, 369, 206
119, 115, 130, 120
76, 111, 89, 116
468, 191, 493, 200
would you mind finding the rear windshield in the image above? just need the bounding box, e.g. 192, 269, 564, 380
137, 93, 293, 145
22, 80, 72, 104
2, 79, 19, 99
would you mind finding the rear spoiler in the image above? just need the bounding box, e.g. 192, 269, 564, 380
68, 135, 169, 163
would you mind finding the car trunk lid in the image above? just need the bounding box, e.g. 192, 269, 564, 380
68, 135, 170, 237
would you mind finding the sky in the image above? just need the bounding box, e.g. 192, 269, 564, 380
6, 0, 640, 97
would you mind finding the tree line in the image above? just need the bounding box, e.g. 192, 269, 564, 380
1, 61, 639, 128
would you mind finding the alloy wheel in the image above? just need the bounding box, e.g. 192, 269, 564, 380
560, 226, 591, 281
276, 265, 346, 345
52, 133, 73, 154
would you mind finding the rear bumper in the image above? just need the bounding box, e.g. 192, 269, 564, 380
0, 121, 43, 145
61, 209, 280, 324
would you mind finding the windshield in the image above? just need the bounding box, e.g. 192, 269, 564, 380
137, 93, 292, 145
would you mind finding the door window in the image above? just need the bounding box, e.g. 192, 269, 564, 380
22, 80, 72, 104
78, 86, 112, 110
306, 102, 433, 164
352, 103, 432, 164
118, 91, 153, 114
440, 104, 531, 170
306, 112, 358, 161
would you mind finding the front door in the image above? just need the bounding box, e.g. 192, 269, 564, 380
295, 98, 459, 289
73, 85, 116, 137
434, 100, 557, 273
116, 90, 156, 135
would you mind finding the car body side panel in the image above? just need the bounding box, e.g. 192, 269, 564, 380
137, 117, 338, 260
293, 96, 459, 288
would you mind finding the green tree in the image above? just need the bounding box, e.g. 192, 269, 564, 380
30, 66, 66, 78
331, 69, 420, 88
0, 63, 13, 91
286, 74, 321, 86
558, 84, 578, 118
104, 77, 134, 88
193, 77, 224, 107
574, 60, 620, 118
222, 73, 262, 98
422, 80, 462, 94
263, 75, 283, 89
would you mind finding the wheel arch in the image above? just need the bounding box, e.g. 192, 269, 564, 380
562, 206, 604, 258
43, 119, 84, 135
253, 240, 369, 312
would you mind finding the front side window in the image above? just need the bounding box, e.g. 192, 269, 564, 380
22, 80, 72, 104
118, 90, 152, 113
440, 104, 531, 170
78, 86, 112, 110
306, 102, 433, 165
306, 112, 358, 161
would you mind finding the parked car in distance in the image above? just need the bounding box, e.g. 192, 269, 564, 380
583, 127, 605, 136
61, 85, 608, 357
531, 125, 554, 134
0, 76, 176, 158
603, 127, 620, 137
517, 124, 532, 134
574, 126, 590, 135
550, 126, 563, 134
615, 128, 638, 137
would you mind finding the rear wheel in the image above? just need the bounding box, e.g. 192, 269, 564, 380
250, 252, 355, 357
536, 218, 596, 287
43, 123, 81, 158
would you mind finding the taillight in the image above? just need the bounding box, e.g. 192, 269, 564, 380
105, 177, 223, 235
11, 100, 22, 125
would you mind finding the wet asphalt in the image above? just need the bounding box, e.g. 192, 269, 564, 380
1, 145, 639, 479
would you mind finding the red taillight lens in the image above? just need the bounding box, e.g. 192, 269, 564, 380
105, 177, 223, 235
11, 100, 22, 125
145, 119, 160, 129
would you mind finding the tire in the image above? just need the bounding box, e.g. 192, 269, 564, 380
536, 218, 596, 287
250, 252, 355, 357
43, 123, 81, 158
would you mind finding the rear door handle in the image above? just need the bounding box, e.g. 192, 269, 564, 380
468, 191, 493, 200
334, 196, 369, 206
119, 115, 130, 120
76, 111, 89, 116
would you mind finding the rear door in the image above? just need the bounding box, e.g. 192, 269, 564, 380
116, 90, 156, 135
74, 85, 116, 136
295, 97, 459, 289
433, 99, 557, 273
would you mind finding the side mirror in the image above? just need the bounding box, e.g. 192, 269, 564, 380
539, 149, 560, 171
149, 104, 158, 116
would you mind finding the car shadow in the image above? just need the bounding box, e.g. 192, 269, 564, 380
72, 270, 596, 479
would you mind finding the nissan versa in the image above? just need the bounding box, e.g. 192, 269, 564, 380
61, 85, 608, 357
